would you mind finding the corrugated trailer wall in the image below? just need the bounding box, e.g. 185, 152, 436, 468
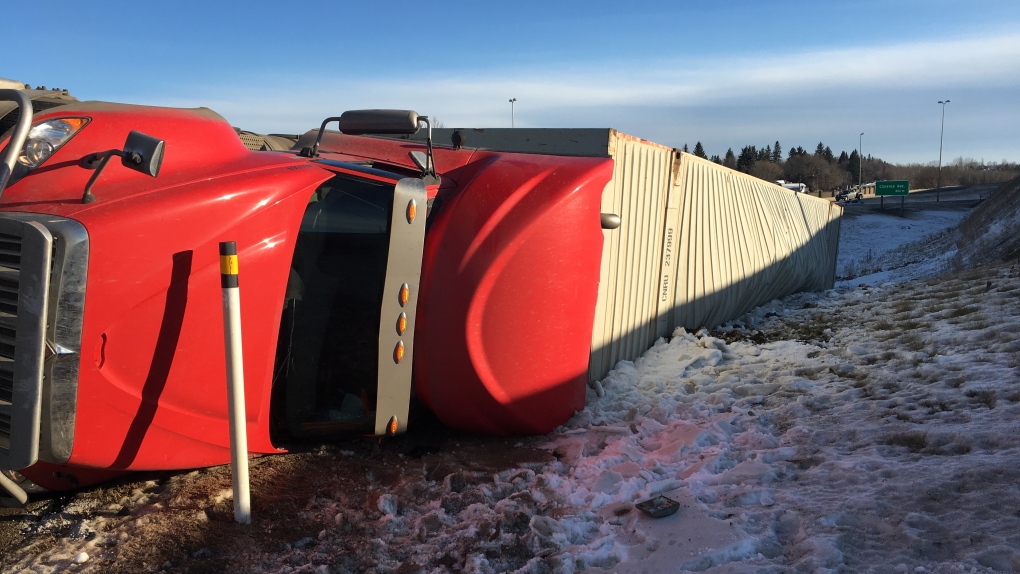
373, 128, 840, 383
668, 153, 841, 331
588, 133, 675, 381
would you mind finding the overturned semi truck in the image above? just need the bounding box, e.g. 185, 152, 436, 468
0, 86, 841, 499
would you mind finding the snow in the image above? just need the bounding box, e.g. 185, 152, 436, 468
835, 208, 969, 287
8, 199, 1020, 573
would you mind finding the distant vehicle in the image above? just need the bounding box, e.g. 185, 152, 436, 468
836, 188, 863, 202
775, 180, 808, 193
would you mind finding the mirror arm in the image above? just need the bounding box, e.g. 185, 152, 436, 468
413, 116, 436, 179
299, 117, 342, 158
421, 116, 435, 177
80, 149, 123, 204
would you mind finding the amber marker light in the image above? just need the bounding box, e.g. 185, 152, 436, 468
406, 199, 417, 223
394, 341, 405, 363
397, 312, 407, 335
387, 416, 399, 436
399, 283, 409, 306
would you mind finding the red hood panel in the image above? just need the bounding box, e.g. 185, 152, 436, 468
1, 102, 293, 215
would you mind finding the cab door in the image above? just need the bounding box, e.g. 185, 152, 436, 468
271, 168, 425, 440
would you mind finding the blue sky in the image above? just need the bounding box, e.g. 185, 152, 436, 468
6, 0, 1019, 164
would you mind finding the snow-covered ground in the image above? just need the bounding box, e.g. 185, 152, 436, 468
834, 207, 969, 287
5, 201, 1020, 573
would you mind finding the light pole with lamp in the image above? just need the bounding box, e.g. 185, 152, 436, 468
937, 99, 950, 202
858, 132, 864, 189
509, 98, 517, 128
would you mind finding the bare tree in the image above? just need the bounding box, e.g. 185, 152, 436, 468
748, 161, 782, 183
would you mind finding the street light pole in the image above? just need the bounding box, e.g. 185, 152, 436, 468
859, 132, 864, 188
509, 98, 517, 128
937, 99, 950, 202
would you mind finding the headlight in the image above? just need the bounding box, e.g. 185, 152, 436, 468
17, 117, 89, 169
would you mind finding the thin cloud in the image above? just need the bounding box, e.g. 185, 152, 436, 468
144, 32, 1019, 162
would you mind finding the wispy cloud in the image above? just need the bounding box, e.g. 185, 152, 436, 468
144, 32, 1020, 162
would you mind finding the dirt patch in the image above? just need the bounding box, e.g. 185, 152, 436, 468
0, 418, 556, 573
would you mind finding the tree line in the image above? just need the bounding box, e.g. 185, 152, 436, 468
681, 141, 1019, 192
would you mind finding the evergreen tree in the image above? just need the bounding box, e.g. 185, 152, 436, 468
737, 145, 758, 172
683, 144, 689, 153
723, 148, 737, 170
847, 150, 861, 185
693, 141, 707, 159
815, 142, 826, 156
710, 154, 722, 164
772, 141, 782, 163
838, 150, 849, 164
823, 146, 834, 163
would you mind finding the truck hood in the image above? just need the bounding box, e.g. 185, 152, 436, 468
0, 101, 316, 219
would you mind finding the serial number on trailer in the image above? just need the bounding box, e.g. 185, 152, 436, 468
660, 227, 674, 302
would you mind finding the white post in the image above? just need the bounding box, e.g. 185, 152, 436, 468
220, 241, 251, 524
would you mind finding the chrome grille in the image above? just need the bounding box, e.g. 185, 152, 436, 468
0, 219, 52, 470
0, 234, 22, 351
0, 231, 23, 454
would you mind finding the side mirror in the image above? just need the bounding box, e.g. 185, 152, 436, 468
300, 110, 422, 157
338, 110, 420, 136
121, 130, 165, 177
81, 130, 166, 203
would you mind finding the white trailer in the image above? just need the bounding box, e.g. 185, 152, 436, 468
385, 128, 842, 381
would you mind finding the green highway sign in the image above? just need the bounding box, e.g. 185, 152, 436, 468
876, 180, 909, 196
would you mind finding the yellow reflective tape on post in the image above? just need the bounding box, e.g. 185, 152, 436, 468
220, 255, 239, 288
220, 255, 239, 276
219, 242, 239, 288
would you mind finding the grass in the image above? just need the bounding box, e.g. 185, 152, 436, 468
892, 300, 915, 314
875, 331, 899, 343
945, 375, 965, 389
883, 431, 928, 452
897, 320, 932, 331
838, 249, 880, 280
928, 284, 964, 300
883, 429, 975, 455
899, 333, 928, 352
996, 324, 1020, 336
1008, 351, 1020, 369
918, 397, 952, 413
965, 389, 998, 409
881, 380, 902, 393
960, 318, 992, 332
943, 305, 981, 319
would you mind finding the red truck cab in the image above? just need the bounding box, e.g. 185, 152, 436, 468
0, 92, 613, 495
